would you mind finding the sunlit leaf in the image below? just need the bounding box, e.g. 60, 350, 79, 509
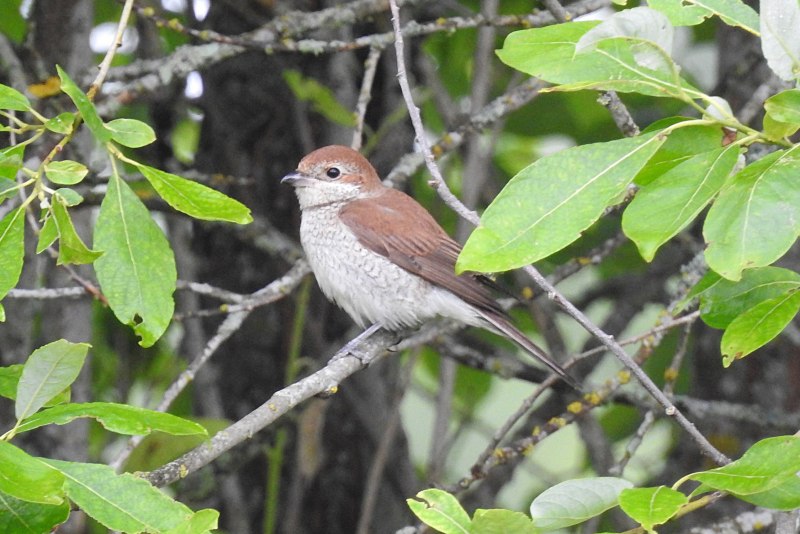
459, 133, 665, 273
623, 145, 738, 261
704, 147, 800, 281
44, 460, 196, 532
0, 491, 69, 533
689, 436, 800, 495
106, 118, 156, 148
692, 267, 800, 328
648, 0, 759, 34
44, 112, 75, 134
283, 70, 356, 127
15, 340, 89, 421
43, 159, 88, 186
94, 174, 176, 347
760, 0, 800, 81
0, 442, 64, 505
498, 23, 699, 99
56, 65, 110, 143
720, 289, 800, 365
50, 200, 102, 265
471, 509, 536, 534
137, 164, 252, 224
619, 486, 687, 531
407, 489, 470, 534
529, 477, 634, 531
16, 402, 208, 437
0, 207, 24, 304
0, 84, 30, 111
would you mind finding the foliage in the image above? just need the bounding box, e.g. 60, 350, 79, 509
0, 340, 213, 532
410, 436, 800, 533
0, 28, 250, 533
458, 3, 800, 368
0, 67, 251, 345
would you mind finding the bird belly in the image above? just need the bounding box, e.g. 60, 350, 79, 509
299, 209, 477, 330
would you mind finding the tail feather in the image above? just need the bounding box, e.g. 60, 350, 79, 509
478, 310, 580, 390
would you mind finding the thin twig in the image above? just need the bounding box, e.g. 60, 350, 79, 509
88, 0, 136, 100
352, 47, 382, 150
522, 263, 729, 464
388, 0, 479, 224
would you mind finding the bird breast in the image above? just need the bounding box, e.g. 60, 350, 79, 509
298, 203, 479, 330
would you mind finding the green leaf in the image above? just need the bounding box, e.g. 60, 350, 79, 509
760, 0, 800, 82
0, 145, 24, 182
36, 212, 57, 253
762, 113, 799, 142
44, 459, 196, 533
0, 2, 25, 43
123, 418, 228, 472
106, 118, 156, 148
635, 120, 729, 185
0, 177, 15, 202
0, 364, 70, 405
54, 187, 84, 207
764, 89, 800, 125
170, 117, 200, 165
0, 84, 30, 111
407, 489, 471, 534
623, 145, 738, 261
689, 436, 800, 495
0, 491, 69, 533
576, 7, 675, 73
50, 200, 102, 265
693, 267, 800, 328
16, 402, 208, 437
497, 23, 699, 99
94, 173, 176, 347
43, 160, 88, 185
763, 89, 800, 139
15, 340, 89, 421
458, 133, 665, 273
283, 70, 356, 127
704, 147, 800, 281
44, 112, 75, 134
137, 164, 252, 224
618, 486, 687, 531
0, 365, 22, 400
164, 508, 219, 534
56, 65, 111, 143
720, 289, 800, 365
0, 207, 25, 302
470, 509, 535, 534
529, 477, 634, 531
0, 442, 64, 505
737, 474, 800, 511
648, 0, 759, 34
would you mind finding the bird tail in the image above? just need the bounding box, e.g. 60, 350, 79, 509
478, 310, 580, 390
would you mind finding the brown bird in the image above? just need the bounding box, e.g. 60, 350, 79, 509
282, 145, 576, 388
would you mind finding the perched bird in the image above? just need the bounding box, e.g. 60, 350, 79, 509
282, 145, 576, 388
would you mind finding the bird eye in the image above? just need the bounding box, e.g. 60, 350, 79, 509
325, 167, 341, 179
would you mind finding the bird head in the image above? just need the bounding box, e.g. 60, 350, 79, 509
282, 145, 382, 209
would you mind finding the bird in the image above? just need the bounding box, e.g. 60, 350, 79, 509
282, 145, 577, 388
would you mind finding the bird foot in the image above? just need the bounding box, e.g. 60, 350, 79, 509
328, 323, 383, 364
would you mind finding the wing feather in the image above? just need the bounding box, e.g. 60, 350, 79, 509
339, 189, 503, 315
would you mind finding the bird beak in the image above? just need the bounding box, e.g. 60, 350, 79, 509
281, 171, 315, 187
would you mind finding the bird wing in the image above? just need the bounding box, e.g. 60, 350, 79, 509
338, 188, 504, 315
340, 188, 579, 389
